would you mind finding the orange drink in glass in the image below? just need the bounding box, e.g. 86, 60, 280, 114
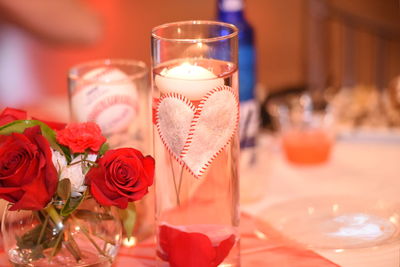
268, 93, 335, 165
282, 128, 333, 164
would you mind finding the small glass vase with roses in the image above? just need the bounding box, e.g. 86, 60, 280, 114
0, 107, 154, 267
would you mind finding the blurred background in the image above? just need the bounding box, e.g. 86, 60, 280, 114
0, 0, 399, 124
0, 2, 399, 265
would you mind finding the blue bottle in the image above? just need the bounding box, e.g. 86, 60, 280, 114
217, 0, 258, 149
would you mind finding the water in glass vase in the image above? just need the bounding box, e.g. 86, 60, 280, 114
2, 199, 121, 267
8, 248, 112, 267
153, 58, 240, 267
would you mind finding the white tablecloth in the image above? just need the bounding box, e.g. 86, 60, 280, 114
241, 132, 400, 267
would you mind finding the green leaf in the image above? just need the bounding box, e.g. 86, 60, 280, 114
118, 202, 137, 240
57, 179, 71, 201
60, 193, 86, 217
0, 120, 61, 152
74, 209, 114, 221
99, 142, 109, 156
60, 145, 72, 164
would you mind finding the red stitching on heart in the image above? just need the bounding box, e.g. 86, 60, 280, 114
180, 86, 239, 177
155, 92, 196, 165
156, 86, 239, 178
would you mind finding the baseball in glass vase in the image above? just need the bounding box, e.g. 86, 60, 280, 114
151, 21, 240, 267
68, 59, 151, 153
68, 59, 153, 245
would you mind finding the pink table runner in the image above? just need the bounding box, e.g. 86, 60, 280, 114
0, 213, 339, 266
114, 213, 339, 267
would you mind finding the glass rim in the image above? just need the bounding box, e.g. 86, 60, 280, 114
68, 59, 148, 84
151, 20, 238, 43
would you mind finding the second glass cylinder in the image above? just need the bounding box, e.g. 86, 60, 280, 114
151, 21, 240, 267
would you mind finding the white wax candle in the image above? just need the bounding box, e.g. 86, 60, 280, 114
155, 62, 224, 100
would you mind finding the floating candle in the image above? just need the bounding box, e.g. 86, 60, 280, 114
155, 62, 224, 100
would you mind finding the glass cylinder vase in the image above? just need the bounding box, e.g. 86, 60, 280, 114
151, 21, 240, 267
68, 59, 153, 245
1, 198, 122, 267
68, 59, 151, 153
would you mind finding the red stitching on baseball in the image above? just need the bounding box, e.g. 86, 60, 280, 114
72, 67, 117, 96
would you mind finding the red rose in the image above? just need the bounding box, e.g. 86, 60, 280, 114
56, 122, 106, 153
0, 126, 58, 210
0, 107, 27, 126
86, 148, 154, 209
158, 225, 235, 267
0, 107, 66, 131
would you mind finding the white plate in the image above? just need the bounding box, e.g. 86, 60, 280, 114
260, 195, 400, 267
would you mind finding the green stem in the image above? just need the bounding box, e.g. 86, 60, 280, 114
80, 227, 105, 256
64, 231, 82, 262
177, 166, 184, 199
69, 159, 97, 167
45, 205, 63, 232
49, 229, 64, 262
168, 154, 180, 206
37, 214, 49, 245
72, 216, 112, 263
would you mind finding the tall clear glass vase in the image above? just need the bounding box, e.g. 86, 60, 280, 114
151, 21, 240, 267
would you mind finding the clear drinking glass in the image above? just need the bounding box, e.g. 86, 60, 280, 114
68, 59, 151, 154
151, 21, 240, 267
268, 93, 335, 165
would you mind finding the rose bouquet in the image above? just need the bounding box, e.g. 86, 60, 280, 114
0, 107, 154, 266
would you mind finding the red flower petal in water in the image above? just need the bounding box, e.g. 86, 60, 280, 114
158, 225, 235, 267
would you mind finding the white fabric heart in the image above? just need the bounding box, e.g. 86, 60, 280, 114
156, 86, 238, 178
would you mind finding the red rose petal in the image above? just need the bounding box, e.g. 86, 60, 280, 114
170, 232, 215, 267
90, 181, 122, 207
159, 225, 235, 267
213, 234, 235, 266
142, 156, 155, 186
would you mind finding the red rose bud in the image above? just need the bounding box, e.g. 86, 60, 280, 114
85, 148, 154, 209
0, 126, 58, 210
56, 122, 106, 153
